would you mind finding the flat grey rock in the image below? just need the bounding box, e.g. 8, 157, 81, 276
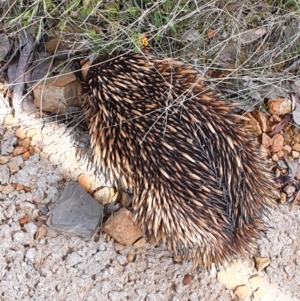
48, 182, 103, 237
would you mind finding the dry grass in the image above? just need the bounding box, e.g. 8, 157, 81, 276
0, 0, 299, 115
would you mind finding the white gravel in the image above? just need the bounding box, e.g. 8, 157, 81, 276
0, 118, 300, 301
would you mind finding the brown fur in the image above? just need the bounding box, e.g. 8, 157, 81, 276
81, 51, 277, 269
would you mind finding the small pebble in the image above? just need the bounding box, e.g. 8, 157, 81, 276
93, 186, 120, 204
120, 192, 133, 207
2, 184, 14, 194
217, 268, 242, 288
8, 161, 19, 174
103, 208, 144, 245
254, 257, 270, 272
182, 274, 193, 285
39, 206, 48, 215
26, 128, 40, 138
234, 284, 251, 299
248, 275, 263, 290
15, 125, 27, 139
15, 183, 24, 191
18, 137, 31, 147
0, 155, 9, 164
292, 151, 299, 159
283, 184, 296, 197
253, 287, 265, 300
22, 151, 31, 160
12, 146, 28, 156
283, 145, 292, 153
78, 173, 92, 192
279, 192, 287, 204
114, 242, 126, 252
24, 186, 31, 192
292, 142, 300, 152
271, 134, 284, 152
127, 253, 135, 263
19, 216, 29, 226
35, 226, 47, 239
132, 237, 146, 249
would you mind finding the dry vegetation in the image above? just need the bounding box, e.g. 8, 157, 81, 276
0, 0, 299, 115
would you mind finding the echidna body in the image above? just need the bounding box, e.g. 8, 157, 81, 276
82, 51, 277, 269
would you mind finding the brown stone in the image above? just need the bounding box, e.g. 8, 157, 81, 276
15, 183, 24, 191
217, 268, 243, 288
279, 192, 287, 204
12, 146, 28, 156
271, 134, 284, 152
8, 161, 19, 174
22, 151, 31, 160
120, 192, 133, 207
15, 125, 27, 139
2, 184, 14, 194
33, 71, 81, 114
252, 111, 268, 133
292, 151, 299, 159
248, 275, 264, 290
103, 208, 144, 245
132, 237, 146, 249
269, 97, 292, 116
3, 114, 19, 126
78, 174, 91, 192
246, 113, 262, 136
173, 255, 183, 263
31, 132, 42, 142
272, 153, 278, 161
254, 257, 270, 271
19, 216, 29, 225
93, 186, 121, 204
283, 184, 296, 197
182, 274, 193, 285
261, 133, 272, 150
0, 156, 9, 164
35, 226, 47, 239
26, 128, 39, 138
279, 98, 292, 115
260, 145, 269, 158
28, 146, 35, 155
283, 145, 292, 154
34, 147, 41, 154
276, 150, 284, 159
275, 168, 281, 178
23, 186, 31, 192
114, 242, 126, 252
234, 284, 251, 299
293, 142, 300, 152
127, 253, 135, 263
253, 287, 265, 300
18, 137, 31, 147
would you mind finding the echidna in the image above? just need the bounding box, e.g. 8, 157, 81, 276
81, 50, 277, 269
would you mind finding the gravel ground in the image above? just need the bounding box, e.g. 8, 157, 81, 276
0, 117, 300, 301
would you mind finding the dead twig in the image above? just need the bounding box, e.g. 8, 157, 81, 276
12, 31, 36, 116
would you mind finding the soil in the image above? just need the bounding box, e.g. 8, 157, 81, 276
0, 117, 300, 301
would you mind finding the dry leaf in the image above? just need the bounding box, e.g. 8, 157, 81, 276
207, 29, 216, 39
